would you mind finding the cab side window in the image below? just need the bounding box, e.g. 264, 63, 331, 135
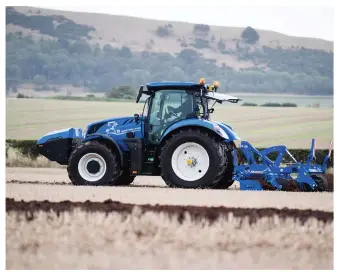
148, 90, 193, 144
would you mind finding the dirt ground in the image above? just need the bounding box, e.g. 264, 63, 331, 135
6, 168, 333, 211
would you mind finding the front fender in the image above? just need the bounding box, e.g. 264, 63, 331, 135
83, 134, 124, 165
160, 118, 240, 143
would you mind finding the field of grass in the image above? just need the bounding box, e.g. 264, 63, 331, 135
233, 93, 333, 108
6, 98, 333, 149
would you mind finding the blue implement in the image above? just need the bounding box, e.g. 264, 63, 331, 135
233, 139, 332, 191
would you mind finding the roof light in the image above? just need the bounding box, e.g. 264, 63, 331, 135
213, 81, 220, 88
199, 78, 206, 85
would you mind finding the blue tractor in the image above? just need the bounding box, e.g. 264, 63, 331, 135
37, 79, 241, 189
36, 79, 332, 191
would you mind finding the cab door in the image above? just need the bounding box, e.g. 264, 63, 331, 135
146, 89, 194, 145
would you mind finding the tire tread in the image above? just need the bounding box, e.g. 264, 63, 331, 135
160, 128, 227, 189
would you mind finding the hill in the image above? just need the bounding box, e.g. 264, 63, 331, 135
6, 6, 334, 96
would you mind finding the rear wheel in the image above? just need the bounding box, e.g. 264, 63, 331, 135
160, 129, 226, 189
213, 150, 235, 189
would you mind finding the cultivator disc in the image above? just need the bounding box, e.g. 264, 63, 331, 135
310, 174, 332, 192
251, 178, 300, 191
275, 178, 301, 192
257, 176, 333, 192
324, 174, 334, 191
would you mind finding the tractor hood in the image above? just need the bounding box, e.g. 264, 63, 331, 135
82, 116, 143, 142
84, 116, 136, 136
36, 115, 142, 164
86, 116, 135, 129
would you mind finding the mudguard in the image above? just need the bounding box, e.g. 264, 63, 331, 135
82, 133, 124, 165
36, 128, 83, 165
160, 118, 241, 143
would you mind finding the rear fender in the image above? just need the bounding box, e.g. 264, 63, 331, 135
160, 118, 240, 143
36, 128, 82, 165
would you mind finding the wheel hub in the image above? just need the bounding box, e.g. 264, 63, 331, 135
86, 160, 100, 174
187, 157, 198, 167
171, 142, 210, 181
78, 153, 107, 182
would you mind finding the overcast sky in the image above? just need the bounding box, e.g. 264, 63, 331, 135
39, 4, 334, 41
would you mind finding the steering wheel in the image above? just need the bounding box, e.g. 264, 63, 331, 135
165, 106, 178, 119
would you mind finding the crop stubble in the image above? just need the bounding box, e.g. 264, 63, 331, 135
6, 198, 333, 270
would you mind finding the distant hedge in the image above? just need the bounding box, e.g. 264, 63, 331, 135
6, 139, 333, 167
241, 102, 298, 107
261, 102, 298, 107
242, 102, 258, 106
6, 139, 40, 160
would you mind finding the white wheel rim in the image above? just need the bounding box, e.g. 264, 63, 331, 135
78, 153, 107, 182
171, 142, 210, 181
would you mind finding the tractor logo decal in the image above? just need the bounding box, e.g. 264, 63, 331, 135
105, 121, 141, 135
105, 121, 118, 134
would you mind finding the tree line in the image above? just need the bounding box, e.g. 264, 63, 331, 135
6, 33, 333, 95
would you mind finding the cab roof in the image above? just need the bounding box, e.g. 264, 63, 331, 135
146, 81, 202, 91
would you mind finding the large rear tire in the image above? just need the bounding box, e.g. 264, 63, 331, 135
67, 141, 121, 186
160, 129, 226, 189
213, 150, 235, 189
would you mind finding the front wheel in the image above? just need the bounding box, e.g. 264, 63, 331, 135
67, 141, 120, 186
160, 129, 226, 189
114, 172, 136, 186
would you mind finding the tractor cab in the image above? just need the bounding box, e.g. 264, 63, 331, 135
136, 78, 241, 145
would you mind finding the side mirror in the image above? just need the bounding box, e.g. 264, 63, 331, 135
134, 113, 140, 122
136, 85, 143, 103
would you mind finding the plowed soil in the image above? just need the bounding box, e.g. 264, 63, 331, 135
5, 168, 334, 211
6, 198, 333, 224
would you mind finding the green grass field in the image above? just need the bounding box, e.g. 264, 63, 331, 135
6, 98, 333, 149
233, 93, 333, 108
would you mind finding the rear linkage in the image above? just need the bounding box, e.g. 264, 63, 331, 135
232, 139, 333, 191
